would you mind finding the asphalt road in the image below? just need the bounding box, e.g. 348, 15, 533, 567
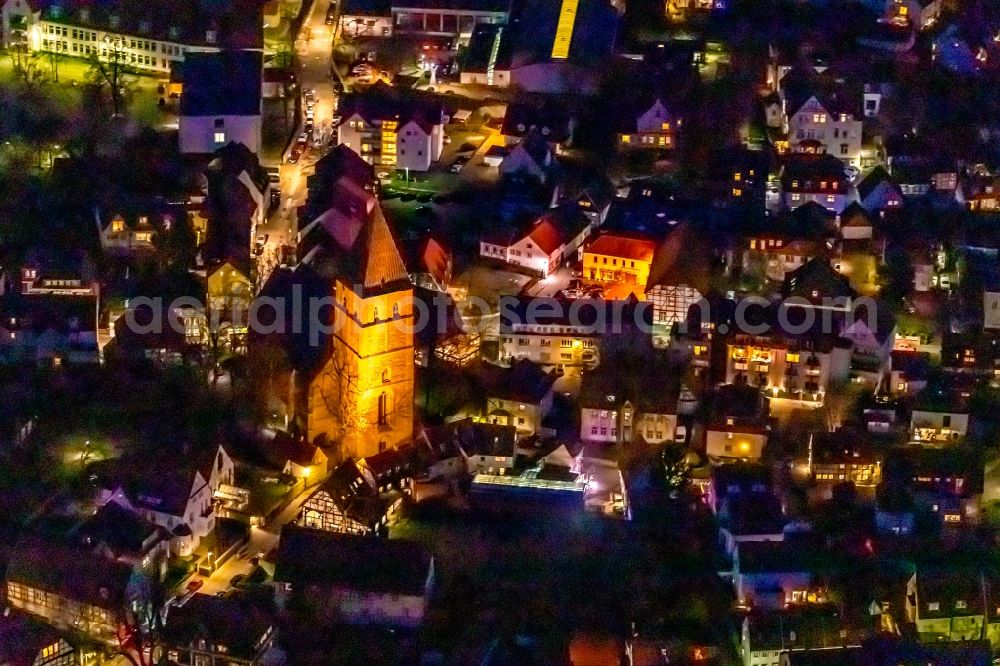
257, 0, 340, 283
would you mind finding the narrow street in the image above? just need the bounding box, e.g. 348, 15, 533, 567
257, 0, 340, 278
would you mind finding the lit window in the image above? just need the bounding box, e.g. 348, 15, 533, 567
734, 172, 742, 181
733, 188, 742, 197
214, 131, 225, 144
661, 121, 670, 130
620, 135, 631, 144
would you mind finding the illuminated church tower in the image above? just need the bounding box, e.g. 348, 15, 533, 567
305, 204, 415, 460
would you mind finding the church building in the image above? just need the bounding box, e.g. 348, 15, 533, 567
252, 146, 415, 460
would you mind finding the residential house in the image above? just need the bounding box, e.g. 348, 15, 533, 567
499, 130, 555, 183
105, 301, 206, 367
477, 359, 556, 436
95, 206, 171, 254
967, 175, 1000, 213
856, 167, 904, 214
1, 0, 263, 69
888, 350, 930, 396
0, 258, 100, 365
705, 384, 769, 461
75, 501, 171, 582
838, 202, 873, 240
359, 446, 418, 493
162, 594, 276, 666
905, 568, 988, 643
298, 459, 401, 536
617, 97, 681, 151
780, 69, 864, 166
909, 387, 969, 444
742, 606, 863, 666
451, 418, 518, 475
711, 464, 786, 554
500, 97, 574, 148
582, 232, 658, 288
744, 233, 826, 284
645, 223, 716, 329
578, 355, 679, 445
274, 526, 434, 628
179, 50, 263, 155
887, 446, 984, 526
480, 211, 589, 277
733, 540, 832, 610
498, 295, 615, 372
202, 141, 270, 270
0, 612, 80, 666
336, 82, 444, 171
414, 422, 466, 482
808, 428, 882, 496
887, 0, 942, 30
95, 444, 235, 556
5, 534, 152, 645
725, 320, 852, 407
780, 154, 852, 213
940, 331, 1000, 380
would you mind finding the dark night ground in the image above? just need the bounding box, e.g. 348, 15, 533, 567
391, 500, 737, 663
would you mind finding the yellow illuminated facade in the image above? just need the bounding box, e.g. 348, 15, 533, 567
380, 120, 398, 166
307, 278, 415, 460
551, 0, 578, 59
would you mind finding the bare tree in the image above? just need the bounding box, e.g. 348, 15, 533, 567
7, 44, 47, 89
315, 345, 366, 459
88, 37, 136, 117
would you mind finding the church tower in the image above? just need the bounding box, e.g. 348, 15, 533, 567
305, 204, 415, 460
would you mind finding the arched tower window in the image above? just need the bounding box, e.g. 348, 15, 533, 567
378, 392, 389, 425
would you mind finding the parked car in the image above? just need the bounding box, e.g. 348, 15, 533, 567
186, 579, 204, 593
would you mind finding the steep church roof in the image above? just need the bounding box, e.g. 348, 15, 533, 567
347, 204, 411, 296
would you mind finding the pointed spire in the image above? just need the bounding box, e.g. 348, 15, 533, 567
353, 203, 410, 295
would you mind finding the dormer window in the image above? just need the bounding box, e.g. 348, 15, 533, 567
205, 29, 217, 44
79, 7, 89, 20
168, 26, 180, 40
111, 217, 124, 232
109, 14, 119, 28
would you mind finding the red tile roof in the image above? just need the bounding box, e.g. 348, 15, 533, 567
585, 233, 657, 262
527, 218, 564, 255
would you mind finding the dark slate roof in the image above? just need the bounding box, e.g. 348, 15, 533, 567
76, 501, 164, 559
646, 223, 715, 293
7, 533, 135, 610
440, 417, 517, 458
477, 359, 555, 404
780, 154, 849, 191
162, 593, 273, 659
180, 50, 262, 117
856, 166, 900, 201
338, 82, 443, 133
501, 96, 573, 143
578, 353, 679, 415
274, 526, 432, 595
0, 613, 63, 666
744, 605, 861, 652
782, 257, 856, 302
36, 0, 265, 49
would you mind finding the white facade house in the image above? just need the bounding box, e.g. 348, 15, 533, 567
787, 96, 863, 167
179, 51, 263, 155
336, 83, 445, 171
395, 118, 444, 172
